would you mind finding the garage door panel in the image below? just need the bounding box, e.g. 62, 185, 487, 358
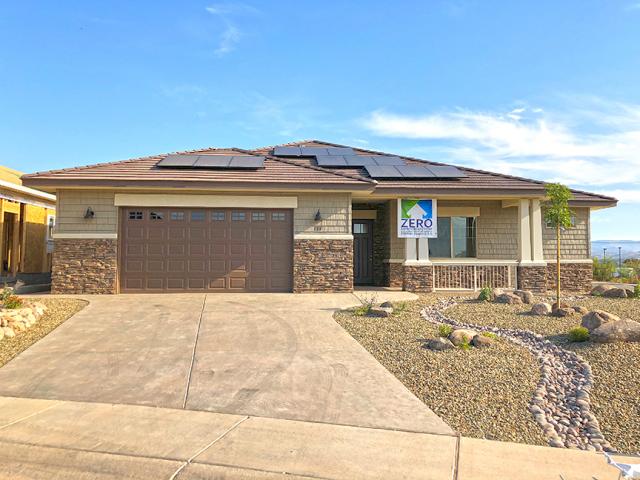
120, 207, 292, 293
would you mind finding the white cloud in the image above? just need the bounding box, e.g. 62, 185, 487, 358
205, 3, 257, 56
603, 189, 640, 203
363, 99, 640, 193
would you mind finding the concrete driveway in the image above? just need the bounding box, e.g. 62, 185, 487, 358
0, 292, 451, 435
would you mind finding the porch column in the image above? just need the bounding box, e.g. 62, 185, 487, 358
530, 199, 544, 263
518, 199, 532, 263
417, 238, 429, 262
10, 209, 20, 276
405, 238, 418, 261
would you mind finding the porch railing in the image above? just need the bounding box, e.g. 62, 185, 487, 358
432, 262, 518, 291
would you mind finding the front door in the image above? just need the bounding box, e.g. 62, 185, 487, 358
353, 220, 374, 285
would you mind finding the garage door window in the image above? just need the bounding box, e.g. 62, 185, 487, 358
150, 211, 164, 220
170, 212, 184, 221
272, 212, 285, 221
211, 211, 225, 221
191, 211, 205, 221
232, 212, 246, 221
252, 212, 265, 221
128, 211, 143, 220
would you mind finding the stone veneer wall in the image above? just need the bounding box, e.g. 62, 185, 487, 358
293, 239, 353, 292
52, 239, 117, 294
546, 263, 593, 293
385, 262, 404, 288
403, 265, 434, 292
517, 265, 547, 293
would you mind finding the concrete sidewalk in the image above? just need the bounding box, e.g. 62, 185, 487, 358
0, 396, 634, 480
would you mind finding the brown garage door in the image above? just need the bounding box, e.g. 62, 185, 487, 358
119, 207, 292, 292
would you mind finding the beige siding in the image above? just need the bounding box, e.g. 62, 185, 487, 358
388, 200, 404, 259
56, 190, 118, 233
438, 200, 519, 260
543, 207, 590, 260
294, 193, 351, 234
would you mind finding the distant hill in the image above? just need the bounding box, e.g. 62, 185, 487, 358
591, 240, 640, 260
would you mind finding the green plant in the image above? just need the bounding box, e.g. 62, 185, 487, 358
544, 183, 573, 309
634, 284, 640, 299
3, 295, 23, 309
478, 286, 493, 302
393, 302, 407, 314
458, 337, 472, 351
0, 285, 14, 303
481, 332, 498, 339
568, 326, 590, 343
353, 294, 378, 316
592, 257, 617, 282
438, 324, 453, 338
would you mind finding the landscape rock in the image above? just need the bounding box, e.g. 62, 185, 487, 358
573, 306, 590, 315
492, 288, 505, 298
368, 307, 393, 318
449, 328, 477, 346
495, 293, 523, 305
2, 326, 15, 338
581, 310, 621, 332
513, 290, 534, 304
553, 307, 575, 317
531, 302, 552, 316
471, 334, 493, 348
591, 285, 614, 296
591, 319, 640, 343
603, 288, 629, 299
424, 337, 455, 351
379, 301, 394, 309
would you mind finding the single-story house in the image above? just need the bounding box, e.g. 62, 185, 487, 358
0, 165, 56, 279
20, 140, 616, 295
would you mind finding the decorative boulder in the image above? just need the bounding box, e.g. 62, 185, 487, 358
2, 327, 15, 338
591, 319, 640, 343
581, 310, 621, 332
495, 293, 523, 305
531, 302, 552, 316
573, 306, 590, 315
591, 285, 614, 296
368, 307, 392, 318
379, 301, 394, 309
603, 288, 629, 299
472, 334, 494, 348
425, 337, 455, 351
553, 307, 575, 317
449, 329, 477, 346
492, 288, 505, 298
513, 290, 534, 304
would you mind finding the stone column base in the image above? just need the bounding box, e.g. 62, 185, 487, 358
403, 264, 434, 292
384, 262, 404, 289
293, 239, 353, 293
52, 238, 118, 294
517, 264, 547, 293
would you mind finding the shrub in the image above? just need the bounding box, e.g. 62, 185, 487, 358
353, 294, 378, 316
593, 257, 617, 282
481, 332, 498, 339
458, 338, 472, 351
633, 283, 640, 299
3, 295, 23, 309
478, 286, 493, 302
393, 302, 407, 314
438, 324, 453, 338
568, 326, 590, 343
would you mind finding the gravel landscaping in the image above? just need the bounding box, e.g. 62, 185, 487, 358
335, 295, 548, 446
446, 295, 640, 454
0, 297, 87, 368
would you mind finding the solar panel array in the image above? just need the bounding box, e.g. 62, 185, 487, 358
273, 146, 355, 157
157, 155, 265, 169
315, 155, 405, 167
364, 165, 466, 179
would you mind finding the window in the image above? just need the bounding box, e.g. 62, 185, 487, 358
191, 211, 205, 221
128, 211, 143, 220
252, 212, 265, 221
211, 212, 225, 221
232, 212, 246, 221
429, 217, 477, 258
170, 212, 184, 221
150, 211, 164, 220
272, 212, 285, 221
353, 223, 369, 234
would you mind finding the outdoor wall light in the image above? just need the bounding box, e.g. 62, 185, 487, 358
314, 209, 322, 222
84, 207, 95, 219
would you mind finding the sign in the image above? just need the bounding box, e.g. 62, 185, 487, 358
397, 199, 437, 238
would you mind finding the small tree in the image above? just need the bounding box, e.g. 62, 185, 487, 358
543, 183, 573, 308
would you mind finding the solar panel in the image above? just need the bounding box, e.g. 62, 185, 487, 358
325, 147, 355, 156
273, 146, 302, 156
396, 165, 436, 178
429, 166, 467, 178
156, 155, 198, 167
364, 166, 404, 178
316, 155, 406, 168
365, 164, 466, 179
193, 156, 233, 168
315, 156, 349, 167
229, 156, 265, 168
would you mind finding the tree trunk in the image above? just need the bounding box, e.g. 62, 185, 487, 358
556, 224, 561, 307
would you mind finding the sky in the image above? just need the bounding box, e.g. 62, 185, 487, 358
1, 0, 639, 240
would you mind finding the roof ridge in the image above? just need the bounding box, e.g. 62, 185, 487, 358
301, 140, 616, 201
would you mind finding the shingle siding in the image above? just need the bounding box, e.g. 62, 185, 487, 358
542, 207, 590, 260
56, 190, 118, 233
294, 193, 351, 235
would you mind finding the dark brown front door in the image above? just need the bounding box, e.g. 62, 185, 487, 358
119, 207, 292, 292
353, 220, 374, 285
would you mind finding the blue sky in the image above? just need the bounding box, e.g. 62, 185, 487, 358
2, 1, 639, 240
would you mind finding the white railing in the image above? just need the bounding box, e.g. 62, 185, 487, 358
431, 260, 518, 291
